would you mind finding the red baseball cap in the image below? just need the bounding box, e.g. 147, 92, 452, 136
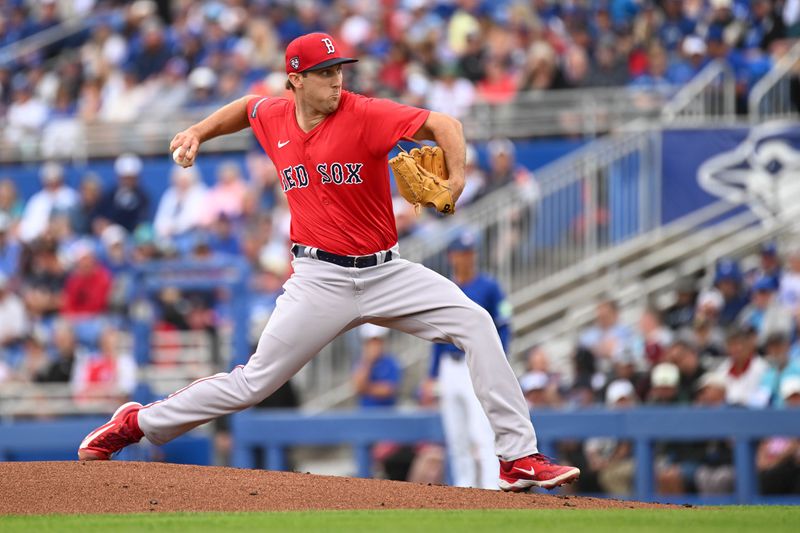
285, 32, 358, 74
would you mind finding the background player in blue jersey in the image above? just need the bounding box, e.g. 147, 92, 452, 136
427, 230, 513, 489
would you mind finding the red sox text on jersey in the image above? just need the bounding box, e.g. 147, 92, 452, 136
247, 90, 429, 256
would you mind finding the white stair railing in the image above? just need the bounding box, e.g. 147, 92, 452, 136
748, 41, 800, 122
662, 60, 736, 122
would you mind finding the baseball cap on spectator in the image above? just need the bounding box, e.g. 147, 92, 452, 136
605, 379, 635, 405
448, 229, 479, 252
285, 33, 357, 74
651, 362, 680, 388
359, 323, 389, 340
780, 376, 800, 401
188, 67, 217, 90
710, 0, 732, 9
40, 161, 64, 184
487, 138, 515, 159
760, 241, 778, 256
114, 153, 142, 177
753, 276, 778, 292
519, 371, 549, 393
696, 288, 724, 311
714, 258, 742, 284
101, 224, 127, 248
682, 36, 707, 57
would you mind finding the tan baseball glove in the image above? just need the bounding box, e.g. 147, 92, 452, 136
389, 144, 455, 215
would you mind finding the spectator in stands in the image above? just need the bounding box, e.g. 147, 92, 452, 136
778, 248, 800, 310
755, 332, 800, 407
206, 214, 241, 257
634, 307, 674, 367
204, 161, 249, 225
153, 166, 208, 245
483, 138, 536, 199
18, 162, 79, 244
716, 328, 769, 407
129, 18, 171, 82
352, 324, 401, 408
477, 57, 518, 104
0, 178, 24, 225
14, 331, 50, 382
713, 258, 750, 327
689, 288, 727, 368
694, 372, 729, 407
147, 58, 191, 119
71, 172, 105, 236
576, 298, 633, 390
663, 277, 698, 330
99, 224, 133, 316
0, 213, 21, 278
584, 379, 636, 496
517, 42, 567, 93
647, 362, 684, 405
659, 0, 697, 51
667, 35, 708, 85
426, 62, 476, 119
0, 273, 27, 350
4, 74, 48, 158
737, 276, 793, 346
102, 153, 150, 234
21, 237, 65, 320
588, 37, 631, 88
751, 241, 782, 293
757, 377, 800, 495
72, 326, 138, 403
455, 144, 486, 207
34, 321, 77, 383
519, 371, 562, 408
668, 339, 705, 403
61, 240, 113, 318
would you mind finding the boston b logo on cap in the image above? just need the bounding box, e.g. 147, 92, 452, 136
285, 32, 358, 74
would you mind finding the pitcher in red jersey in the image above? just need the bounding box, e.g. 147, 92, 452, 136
79, 32, 579, 491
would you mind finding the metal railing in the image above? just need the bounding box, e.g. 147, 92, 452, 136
0, 87, 678, 163
748, 40, 800, 122
0, 13, 106, 66
661, 60, 736, 123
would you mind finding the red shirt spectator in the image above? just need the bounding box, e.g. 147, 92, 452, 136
62, 241, 112, 316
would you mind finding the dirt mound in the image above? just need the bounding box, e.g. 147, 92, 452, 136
0, 462, 672, 514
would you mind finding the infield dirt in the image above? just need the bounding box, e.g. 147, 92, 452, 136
0, 461, 673, 514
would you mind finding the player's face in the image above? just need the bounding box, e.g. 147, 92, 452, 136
303, 64, 343, 115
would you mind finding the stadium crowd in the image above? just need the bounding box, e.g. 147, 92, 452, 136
2, 0, 800, 157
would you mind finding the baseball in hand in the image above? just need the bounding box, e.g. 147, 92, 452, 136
172, 147, 190, 166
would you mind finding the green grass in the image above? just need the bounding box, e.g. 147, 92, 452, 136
1, 507, 797, 533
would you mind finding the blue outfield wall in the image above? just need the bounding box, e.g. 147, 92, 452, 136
2, 407, 799, 505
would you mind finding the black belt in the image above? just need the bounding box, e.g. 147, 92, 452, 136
292, 244, 393, 268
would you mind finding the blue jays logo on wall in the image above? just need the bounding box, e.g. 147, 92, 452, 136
697, 121, 800, 221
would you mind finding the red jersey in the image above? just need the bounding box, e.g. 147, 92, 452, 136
247, 90, 429, 256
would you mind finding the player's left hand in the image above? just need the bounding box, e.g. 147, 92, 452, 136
169, 128, 201, 168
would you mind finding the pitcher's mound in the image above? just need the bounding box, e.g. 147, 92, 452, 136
0, 461, 669, 514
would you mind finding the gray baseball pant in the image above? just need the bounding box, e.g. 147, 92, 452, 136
138, 254, 538, 461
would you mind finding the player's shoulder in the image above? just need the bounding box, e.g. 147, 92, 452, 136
248, 95, 291, 118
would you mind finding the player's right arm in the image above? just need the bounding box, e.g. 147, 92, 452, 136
169, 95, 257, 167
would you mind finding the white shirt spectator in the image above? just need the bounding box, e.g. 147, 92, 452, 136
0, 283, 28, 345
716, 355, 769, 407
5, 93, 48, 147
154, 167, 209, 238
426, 77, 476, 119
18, 163, 79, 243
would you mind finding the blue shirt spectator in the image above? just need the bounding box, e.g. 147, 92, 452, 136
354, 324, 401, 408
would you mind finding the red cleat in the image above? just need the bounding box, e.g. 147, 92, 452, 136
78, 402, 144, 461
499, 453, 581, 492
